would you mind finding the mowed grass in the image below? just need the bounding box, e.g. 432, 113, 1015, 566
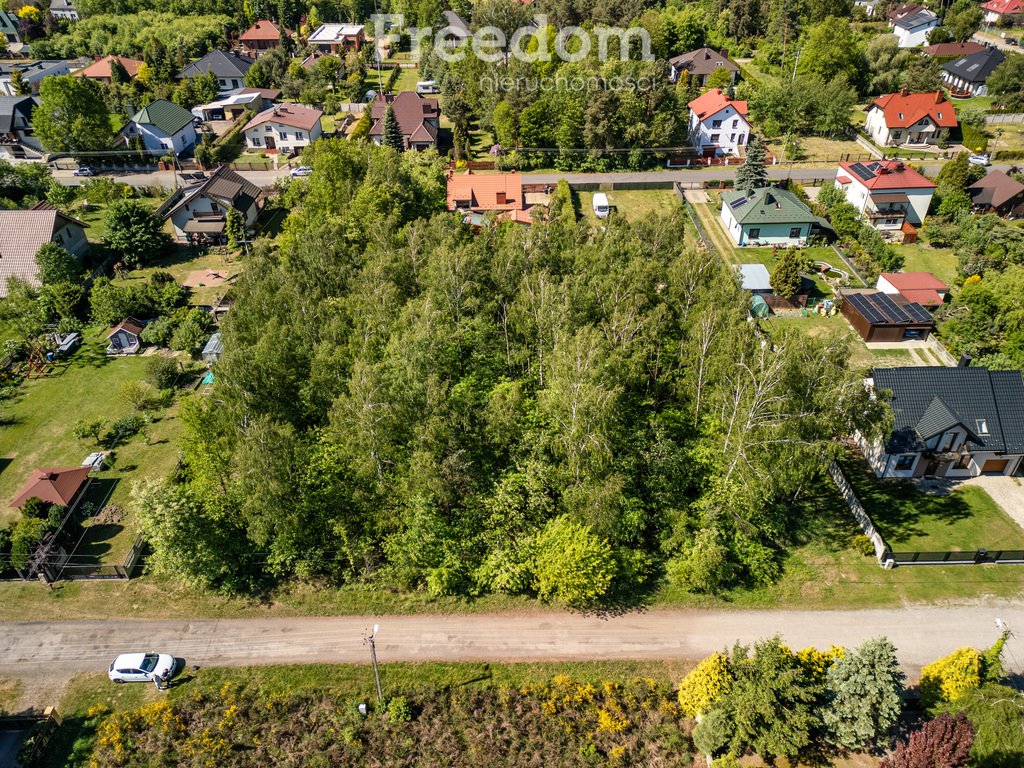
766, 314, 917, 371
0, 674, 24, 713
119, 246, 240, 307
766, 136, 873, 164
74, 196, 164, 243
579, 189, 679, 223
893, 242, 959, 287
0, 329, 185, 555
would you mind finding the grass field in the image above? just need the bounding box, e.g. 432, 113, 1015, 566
119, 246, 240, 307
75, 196, 163, 243
766, 136, 873, 164
893, 242, 959, 287
579, 189, 679, 222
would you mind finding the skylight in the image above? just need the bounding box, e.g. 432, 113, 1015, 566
976, 419, 990, 435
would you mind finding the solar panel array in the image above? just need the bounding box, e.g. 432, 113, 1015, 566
845, 292, 932, 326
730, 196, 748, 209
848, 162, 875, 182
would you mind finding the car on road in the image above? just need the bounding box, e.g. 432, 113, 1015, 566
1006, 37, 1019, 47
968, 153, 991, 167
72, 167, 94, 176
108, 652, 178, 684
290, 165, 313, 177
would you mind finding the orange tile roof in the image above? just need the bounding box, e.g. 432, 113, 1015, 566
687, 88, 747, 120
11, 466, 92, 509
981, 0, 1024, 14
869, 90, 958, 129
244, 104, 323, 132
241, 20, 284, 41
447, 172, 524, 211
73, 55, 143, 80
881, 271, 948, 291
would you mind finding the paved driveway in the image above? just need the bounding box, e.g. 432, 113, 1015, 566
966, 475, 1024, 532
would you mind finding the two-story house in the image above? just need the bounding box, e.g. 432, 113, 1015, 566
668, 48, 738, 85
687, 88, 750, 158
864, 90, 958, 148
73, 55, 144, 83
48, 0, 79, 21
240, 20, 288, 58
719, 186, 827, 247
178, 50, 254, 94
864, 365, 1024, 479
368, 92, 440, 150
981, 0, 1024, 24
243, 104, 323, 154
834, 160, 936, 231
123, 99, 198, 157
941, 47, 1006, 98
308, 24, 365, 54
0, 203, 88, 296
890, 7, 939, 47
0, 60, 71, 96
157, 165, 263, 244
0, 95, 42, 160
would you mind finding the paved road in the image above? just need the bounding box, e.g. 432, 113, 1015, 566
3, 606, 1023, 702
50, 167, 289, 189
973, 31, 1023, 53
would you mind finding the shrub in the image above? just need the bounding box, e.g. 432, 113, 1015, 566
678, 652, 732, 717
170, 309, 210, 355
119, 380, 159, 412
107, 414, 147, 446
920, 648, 982, 707
71, 418, 105, 442
532, 515, 616, 606
386, 696, 412, 723
146, 355, 180, 389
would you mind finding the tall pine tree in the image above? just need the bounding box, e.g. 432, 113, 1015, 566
735, 135, 768, 195
381, 103, 405, 152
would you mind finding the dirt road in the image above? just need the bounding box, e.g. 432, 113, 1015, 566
3, 605, 1023, 708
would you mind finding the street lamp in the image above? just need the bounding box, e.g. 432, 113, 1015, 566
363, 624, 383, 704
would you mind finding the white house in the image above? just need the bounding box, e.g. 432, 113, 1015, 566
835, 160, 936, 231
308, 24, 365, 54
891, 8, 939, 48
864, 90, 958, 148
855, 0, 879, 16
157, 166, 263, 244
941, 47, 1006, 98
243, 104, 322, 154
123, 99, 197, 157
687, 88, 749, 158
48, 0, 79, 21
719, 187, 826, 247
981, 0, 1024, 25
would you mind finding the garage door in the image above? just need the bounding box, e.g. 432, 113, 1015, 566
982, 459, 1010, 474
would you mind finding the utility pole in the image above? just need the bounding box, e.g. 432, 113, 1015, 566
363, 624, 383, 703
791, 47, 801, 84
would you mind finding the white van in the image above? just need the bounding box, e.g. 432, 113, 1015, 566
416, 80, 440, 95
592, 192, 610, 218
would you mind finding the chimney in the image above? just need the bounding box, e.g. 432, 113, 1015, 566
720, 49, 728, 59
496, 191, 507, 205
900, 88, 909, 97
958, 354, 972, 368
895, 162, 905, 171
934, 91, 943, 103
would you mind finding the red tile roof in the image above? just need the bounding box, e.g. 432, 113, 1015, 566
368, 92, 440, 142
901, 289, 944, 305
839, 160, 936, 190
108, 317, 143, 338
244, 104, 323, 132
981, 0, 1024, 15
447, 172, 524, 211
73, 55, 143, 80
881, 271, 948, 291
869, 90, 958, 129
11, 466, 92, 509
687, 88, 748, 121
923, 41, 986, 57
241, 20, 284, 41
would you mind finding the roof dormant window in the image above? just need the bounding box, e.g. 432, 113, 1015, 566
976, 419, 990, 435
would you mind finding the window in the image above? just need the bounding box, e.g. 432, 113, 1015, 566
956, 453, 972, 469
732, 119, 738, 128
737, 134, 745, 145
280, 132, 288, 140
894, 455, 916, 471
789, 227, 801, 238
710, 133, 720, 142
898, 112, 903, 119
712, 119, 722, 128
893, 130, 902, 139
251, 137, 261, 146
976, 419, 990, 435
295, 132, 304, 140
937, 111, 943, 118
748, 228, 760, 238
730, 134, 735, 142
265, 126, 272, 131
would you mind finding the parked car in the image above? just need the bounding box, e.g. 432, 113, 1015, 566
72, 166, 94, 176
290, 165, 313, 177
968, 153, 991, 167
108, 652, 178, 684
1005, 37, 1019, 47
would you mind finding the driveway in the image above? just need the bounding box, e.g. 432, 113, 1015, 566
966, 475, 1024, 532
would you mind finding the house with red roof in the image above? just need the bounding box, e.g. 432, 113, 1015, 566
240, 20, 288, 58
243, 104, 323, 154
447, 172, 533, 226
834, 160, 937, 230
876, 272, 948, 309
11, 466, 92, 509
864, 90, 958, 148
73, 55, 144, 83
368, 92, 440, 151
687, 88, 749, 158
982, 0, 1024, 24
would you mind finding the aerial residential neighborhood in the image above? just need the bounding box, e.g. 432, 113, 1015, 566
0, 1, 1023, 766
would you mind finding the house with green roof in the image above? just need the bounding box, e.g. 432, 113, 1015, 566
719, 186, 828, 247
123, 99, 197, 157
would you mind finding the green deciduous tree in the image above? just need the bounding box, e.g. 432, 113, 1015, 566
532, 515, 615, 606
34, 242, 79, 285
823, 637, 905, 750
33, 75, 114, 154
104, 199, 171, 268
988, 53, 1024, 111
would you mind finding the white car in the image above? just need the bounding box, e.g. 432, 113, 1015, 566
72, 167, 94, 176
968, 154, 991, 167
290, 165, 313, 177
108, 652, 177, 684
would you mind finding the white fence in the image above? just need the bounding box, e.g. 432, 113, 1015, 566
986, 113, 1024, 125
828, 461, 890, 565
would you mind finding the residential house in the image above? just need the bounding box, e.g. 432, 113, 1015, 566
891, 8, 939, 48
687, 88, 749, 158
719, 186, 827, 247
441, 11, 471, 48
48, 0, 79, 21
106, 318, 143, 355
368, 92, 440, 150
157, 165, 263, 244
0, 10, 21, 46
240, 20, 287, 58
243, 103, 322, 154
969, 170, 1024, 218
123, 99, 198, 156
73, 55, 144, 83
863, 365, 1024, 478
736, 263, 772, 294
876, 272, 948, 309
0, 205, 88, 296
308, 24, 365, 54
941, 47, 1006, 97
855, 0, 879, 17
11, 465, 92, 509
887, 2, 925, 22
834, 160, 936, 231
192, 88, 276, 122
668, 48, 738, 85
178, 50, 254, 93
447, 172, 533, 225
922, 41, 985, 60
0, 60, 72, 96
864, 90, 958, 148
840, 289, 934, 342
0, 95, 42, 160
982, 0, 1024, 24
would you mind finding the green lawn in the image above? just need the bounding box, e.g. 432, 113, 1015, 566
765, 315, 915, 371
579, 189, 679, 223
0, 328, 186, 558
893, 243, 958, 287
739, 246, 858, 298
75, 196, 163, 243
120, 246, 240, 307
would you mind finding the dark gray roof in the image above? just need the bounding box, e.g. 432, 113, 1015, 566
873, 366, 1024, 454
161, 165, 262, 220
668, 48, 739, 76
942, 47, 1005, 84
0, 95, 33, 133
178, 50, 254, 80
894, 8, 938, 29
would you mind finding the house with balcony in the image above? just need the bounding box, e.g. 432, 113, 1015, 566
240, 20, 290, 58
981, 0, 1024, 24
48, 0, 79, 21
863, 365, 1024, 479
834, 160, 936, 233
368, 92, 440, 150
687, 88, 750, 158
0, 95, 42, 160
864, 90, 958, 148
941, 47, 1005, 98
157, 165, 263, 244
969, 170, 1024, 218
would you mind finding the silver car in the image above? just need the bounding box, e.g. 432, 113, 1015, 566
108, 652, 177, 684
